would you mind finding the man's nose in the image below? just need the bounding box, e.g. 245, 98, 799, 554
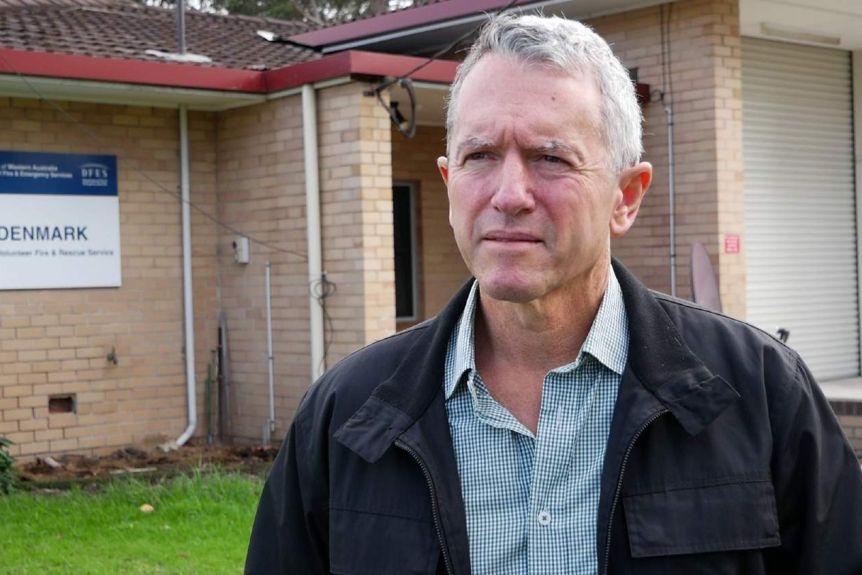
490, 155, 536, 215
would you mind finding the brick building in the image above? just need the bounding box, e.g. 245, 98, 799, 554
1, 0, 861, 459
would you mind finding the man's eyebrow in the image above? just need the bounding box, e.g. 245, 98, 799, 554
534, 141, 586, 164
454, 137, 494, 158
453, 138, 589, 165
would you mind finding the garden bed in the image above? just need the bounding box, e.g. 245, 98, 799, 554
16, 443, 278, 489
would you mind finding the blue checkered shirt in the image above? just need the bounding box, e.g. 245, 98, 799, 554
444, 268, 629, 575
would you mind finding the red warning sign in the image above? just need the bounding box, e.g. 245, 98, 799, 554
724, 234, 740, 254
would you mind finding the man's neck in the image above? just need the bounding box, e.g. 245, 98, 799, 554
475, 262, 610, 375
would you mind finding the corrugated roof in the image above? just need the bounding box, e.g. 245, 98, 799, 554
0, 0, 322, 70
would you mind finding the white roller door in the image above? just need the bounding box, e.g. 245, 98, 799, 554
743, 37, 857, 381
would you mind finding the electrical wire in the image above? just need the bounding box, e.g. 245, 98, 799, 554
0, 51, 309, 262
310, 273, 336, 374
369, 0, 523, 138
376, 0, 522, 93
376, 77, 417, 138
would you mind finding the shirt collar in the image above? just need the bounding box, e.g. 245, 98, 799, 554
446, 280, 480, 400
445, 266, 628, 400
576, 266, 628, 376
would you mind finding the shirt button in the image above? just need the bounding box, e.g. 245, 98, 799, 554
537, 510, 552, 526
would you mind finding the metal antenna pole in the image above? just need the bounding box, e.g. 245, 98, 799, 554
666, 103, 677, 297
176, 0, 186, 55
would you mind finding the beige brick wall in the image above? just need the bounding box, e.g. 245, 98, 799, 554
594, 0, 746, 319
318, 83, 396, 357
392, 125, 469, 327
189, 111, 221, 440
217, 82, 396, 443
215, 96, 311, 443
0, 98, 218, 459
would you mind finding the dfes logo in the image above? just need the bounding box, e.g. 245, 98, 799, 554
80, 163, 110, 187
81, 164, 109, 179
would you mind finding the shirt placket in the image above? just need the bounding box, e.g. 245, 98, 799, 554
526, 368, 572, 575
468, 372, 536, 574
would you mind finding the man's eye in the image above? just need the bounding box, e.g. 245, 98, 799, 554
465, 152, 489, 161
542, 155, 564, 164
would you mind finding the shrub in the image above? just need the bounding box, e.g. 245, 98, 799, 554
0, 437, 14, 494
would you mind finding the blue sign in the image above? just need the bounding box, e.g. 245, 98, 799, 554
0, 151, 117, 197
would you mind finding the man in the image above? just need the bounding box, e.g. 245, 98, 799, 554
245, 14, 862, 575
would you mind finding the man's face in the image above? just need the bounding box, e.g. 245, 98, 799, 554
439, 54, 643, 304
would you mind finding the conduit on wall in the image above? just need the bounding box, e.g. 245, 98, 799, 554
303, 84, 325, 382
174, 105, 197, 447
666, 103, 677, 297
262, 261, 275, 445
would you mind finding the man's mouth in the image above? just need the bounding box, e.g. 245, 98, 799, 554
483, 230, 542, 243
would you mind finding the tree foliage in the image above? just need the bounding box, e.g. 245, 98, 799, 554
218, 0, 393, 24
137, 0, 424, 25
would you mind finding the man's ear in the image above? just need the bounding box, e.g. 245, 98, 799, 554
438, 156, 453, 226
610, 162, 652, 238
437, 156, 449, 185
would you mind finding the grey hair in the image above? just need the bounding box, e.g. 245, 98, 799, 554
445, 14, 643, 174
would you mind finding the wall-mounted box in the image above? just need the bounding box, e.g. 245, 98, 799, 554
233, 236, 250, 264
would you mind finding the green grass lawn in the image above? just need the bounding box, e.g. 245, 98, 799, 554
0, 470, 264, 574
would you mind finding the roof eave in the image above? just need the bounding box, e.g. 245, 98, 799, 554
265, 50, 457, 93
0, 48, 267, 93
0, 49, 458, 108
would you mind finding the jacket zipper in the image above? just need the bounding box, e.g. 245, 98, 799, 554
395, 438, 455, 575
601, 409, 669, 575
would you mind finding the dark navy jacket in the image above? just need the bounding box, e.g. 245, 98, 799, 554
245, 260, 862, 574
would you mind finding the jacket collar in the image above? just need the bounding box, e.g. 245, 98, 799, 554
335, 259, 740, 462
333, 279, 473, 463
612, 259, 740, 435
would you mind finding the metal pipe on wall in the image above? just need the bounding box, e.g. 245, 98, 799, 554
262, 261, 275, 445
302, 84, 325, 382
174, 105, 197, 447
666, 103, 677, 297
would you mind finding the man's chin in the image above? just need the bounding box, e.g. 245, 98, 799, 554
476, 278, 543, 304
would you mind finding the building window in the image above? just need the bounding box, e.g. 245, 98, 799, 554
393, 183, 418, 321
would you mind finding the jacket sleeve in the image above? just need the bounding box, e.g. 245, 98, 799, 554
766, 353, 862, 574
244, 410, 329, 574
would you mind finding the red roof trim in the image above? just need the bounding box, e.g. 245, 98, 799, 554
265, 51, 457, 92
0, 49, 267, 92
0, 49, 456, 95
289, 0, 540, 47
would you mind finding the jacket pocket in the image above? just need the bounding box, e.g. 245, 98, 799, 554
623, 478, 781, 558
329, 507, 440, 575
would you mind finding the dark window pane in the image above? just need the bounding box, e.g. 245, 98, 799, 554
393, 185, 414, 318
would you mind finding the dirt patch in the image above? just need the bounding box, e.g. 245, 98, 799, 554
16, 443, 279, 489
